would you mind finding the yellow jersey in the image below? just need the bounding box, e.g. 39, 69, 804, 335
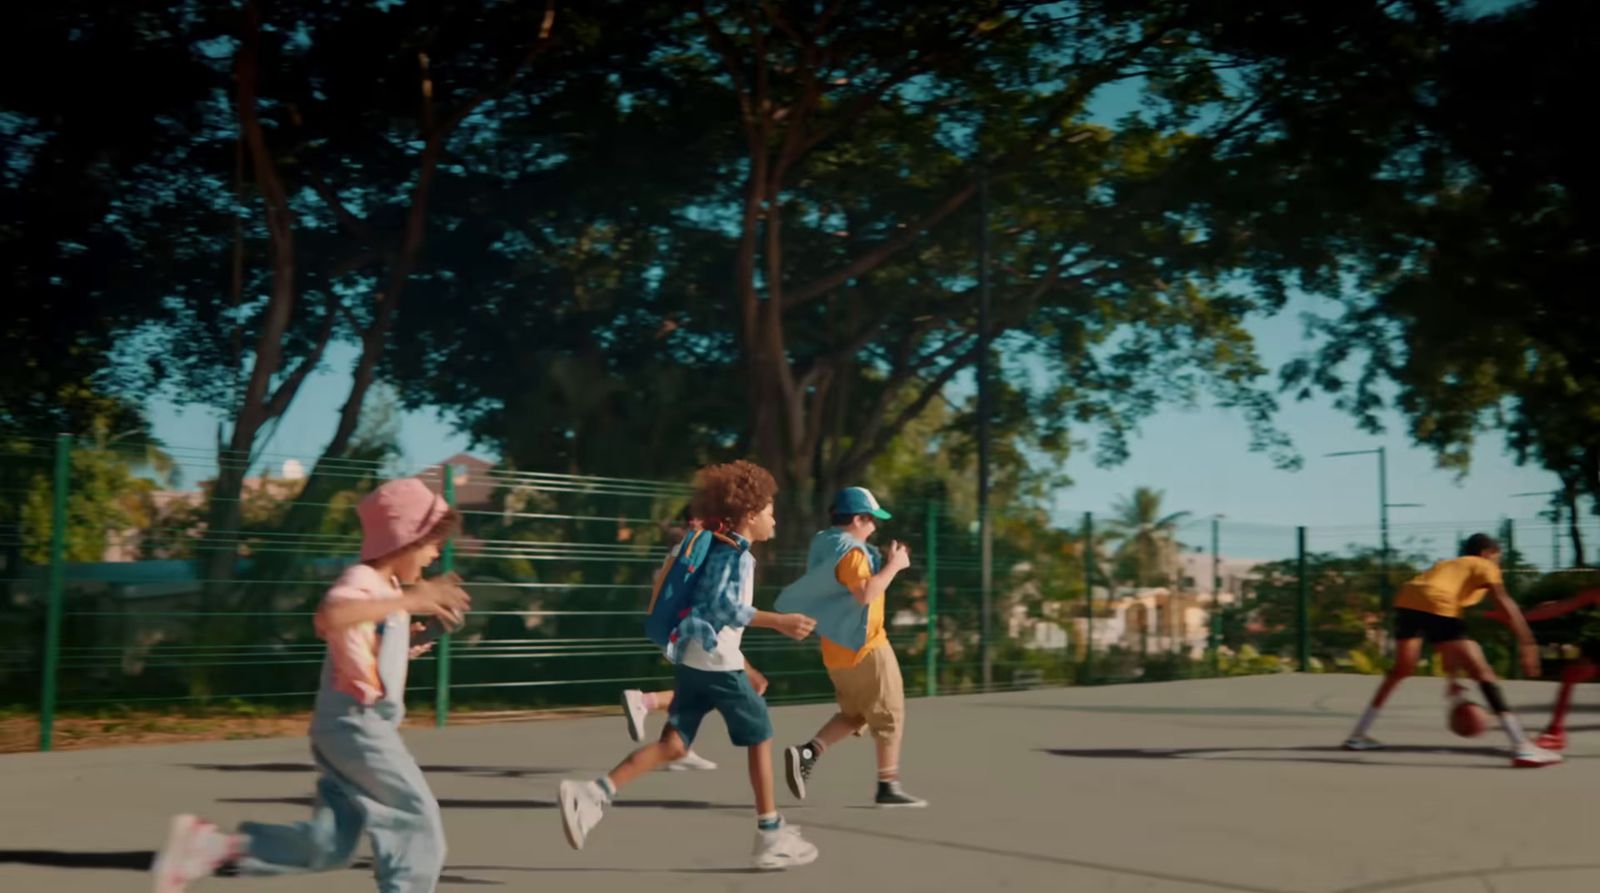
1393, 555, 1503, 618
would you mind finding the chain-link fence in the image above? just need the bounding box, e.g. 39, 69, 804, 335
5, 434, 1599, 751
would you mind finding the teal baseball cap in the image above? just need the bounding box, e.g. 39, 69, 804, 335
831, 486, 891, 520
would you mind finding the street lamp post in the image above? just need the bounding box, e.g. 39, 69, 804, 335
1327, 447, 1422, 637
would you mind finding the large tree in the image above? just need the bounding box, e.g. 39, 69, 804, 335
1279, 0, 1600, 564
395, 1, 1468, 532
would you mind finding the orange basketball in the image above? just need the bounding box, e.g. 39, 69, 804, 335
1449, 700, 1489, 738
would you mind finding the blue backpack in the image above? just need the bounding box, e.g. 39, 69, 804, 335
645, 529, 735, 648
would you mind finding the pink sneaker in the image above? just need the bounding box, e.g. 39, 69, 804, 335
1536, 729, 1567, 751
151, 814, 234, 892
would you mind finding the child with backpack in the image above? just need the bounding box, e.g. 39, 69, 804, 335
618, 518, 720, 770
559, 460, 820, 869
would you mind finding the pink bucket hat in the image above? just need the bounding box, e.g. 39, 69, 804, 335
357, 478, 451, 561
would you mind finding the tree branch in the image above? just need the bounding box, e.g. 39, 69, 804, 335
783, 180, 979, 310
304, 171, 374, 243
839, 337, 984, 476
694, 0, 758, 138
263, 293, 339, 421
438, 0, 558, 136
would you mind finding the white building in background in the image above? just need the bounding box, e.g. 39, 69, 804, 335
1174, 551, 1266, 597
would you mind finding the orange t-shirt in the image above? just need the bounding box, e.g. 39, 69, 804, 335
1393, 555, 1503, 618
820, 549, 888, 669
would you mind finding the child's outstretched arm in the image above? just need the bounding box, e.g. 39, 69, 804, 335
1486, 587, 1600, 624
317, 574, 471, 636
1488, 585, 1543, 677
750, 610, 816, 640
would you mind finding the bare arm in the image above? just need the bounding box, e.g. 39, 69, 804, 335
1492, 586, 1537, 646
846, 541, 911, 605
316, 575, 470, 636
750, 610, 817, 640
1518, 588, 1600, 623
849, 565, 905, 606
1491, 585, 1545, 678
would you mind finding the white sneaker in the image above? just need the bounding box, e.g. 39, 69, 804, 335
1342, 734, 1383, 751
622, 690, 648, 743
751, 823, 819, 870
1512, 744, 1564, 768
559, 780, 607, 850
665, 750, 717, 771
151, 814, 232, 893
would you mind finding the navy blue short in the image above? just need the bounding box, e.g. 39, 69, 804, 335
666, 664, 772, 748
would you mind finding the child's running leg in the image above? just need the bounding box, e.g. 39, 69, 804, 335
248, 721, 446, 892
609, 725, 691, 788
621, 688, 715, 769
1437, 639, 1562, 768
622, 689, 673, 741
783, 712, 859, 799
861, 650, 923, 807
1345, 637, 1421, 749
561, 721, 692, 851
234, 769, 366, 873
1538, 658, 1597, 749
749, 739, 777, 817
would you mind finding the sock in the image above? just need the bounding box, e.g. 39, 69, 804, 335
596, 776, 616, 801
1351, 705, 1380, 738
1498, 711, 1530, 748
756, 812, 782, 832
1478, 680, 1510, 714
641, 692, 661, 711
877, 765, 899, 783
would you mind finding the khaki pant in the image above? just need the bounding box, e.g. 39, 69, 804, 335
827, 644, 905, 745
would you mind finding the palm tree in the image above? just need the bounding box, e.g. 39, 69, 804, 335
1105, 487, 1190, 589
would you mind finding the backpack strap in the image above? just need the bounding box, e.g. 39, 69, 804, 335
645, 529, 708, 615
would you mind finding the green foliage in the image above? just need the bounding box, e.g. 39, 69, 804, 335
1105, 488, 1190, 588
1278, 2, 1600, 551
1252, 545, 1424, 659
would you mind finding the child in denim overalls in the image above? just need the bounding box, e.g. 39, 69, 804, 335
152, 477, 472, 892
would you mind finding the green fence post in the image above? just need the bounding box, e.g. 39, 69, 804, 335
1082, 511, 1094, 684
925, 500, 939, 697
435, 464, 456, 728
1210, 516, 1221, 677
1296, 526, 1309, 673
39, 433, 71, 752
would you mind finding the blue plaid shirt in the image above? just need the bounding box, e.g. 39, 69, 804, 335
665, 532, 757, 664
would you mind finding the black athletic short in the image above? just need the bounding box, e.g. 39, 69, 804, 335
1393, 608, 1469, 644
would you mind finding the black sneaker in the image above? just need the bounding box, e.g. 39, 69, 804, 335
875, 782, 927, 808
784, 744, 817, 800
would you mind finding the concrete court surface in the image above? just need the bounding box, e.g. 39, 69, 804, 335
2, 673, 1597, 893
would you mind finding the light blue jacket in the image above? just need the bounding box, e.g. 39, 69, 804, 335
774, 528, 880, 651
